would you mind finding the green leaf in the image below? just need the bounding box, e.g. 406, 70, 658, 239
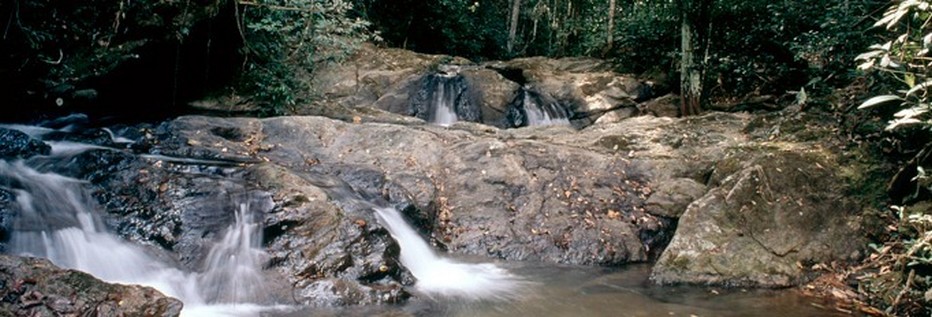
858, 95, 903, 109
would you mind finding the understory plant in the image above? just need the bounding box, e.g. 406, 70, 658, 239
236, 0, 373, 114
857, 0, 932, 315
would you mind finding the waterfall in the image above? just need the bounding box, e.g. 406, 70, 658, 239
410, 67, 482, 126
1, 143, 275, 316
507, 87, 571, 127
374, 207, 523, 300
198, 203, 268, 304
430, 72, 460, 126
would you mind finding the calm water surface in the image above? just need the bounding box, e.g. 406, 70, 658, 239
275, 262, 846, 317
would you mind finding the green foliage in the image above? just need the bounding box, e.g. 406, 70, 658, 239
700, 0, 882, 98
237, 0, 373, 114
857, 0, 932, 131
857, 3, 932, 313
611, 2, 679, 74
860, 204, 932, 316
354, 0, 507, 60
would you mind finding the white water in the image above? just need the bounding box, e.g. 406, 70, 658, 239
429, 73, 460, 126
2, 158, 276, 316
374, 207, 524, 299
522, 92, 570, 126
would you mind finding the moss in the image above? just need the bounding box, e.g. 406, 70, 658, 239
668, 253, 691, 271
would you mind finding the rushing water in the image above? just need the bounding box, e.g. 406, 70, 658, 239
520, 89, 570, 126
429, 72, 461, 126
374, 207, 523, 299
0, 137, 277, 316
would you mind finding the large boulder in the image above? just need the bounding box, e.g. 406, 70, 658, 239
0, 254, 182, 316
650, 145, 866, 287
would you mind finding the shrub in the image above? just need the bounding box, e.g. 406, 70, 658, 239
236, 0, 373, 114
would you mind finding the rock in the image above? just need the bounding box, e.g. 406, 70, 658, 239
0, 188, 13, 252
314, 44, 470, 110
47, 106, 872, 301
644, 178, 708, 218
650, 147, 865, 287
594, 107, 639, 125
494, 57, 649, 125
245, 164, 411, 305
0, 128, 50, 159
0, 254, 182, 316
314, 46, 652, 128
639, 94, 680, 118
459, 67, 521, 125
167, 115, 684, 266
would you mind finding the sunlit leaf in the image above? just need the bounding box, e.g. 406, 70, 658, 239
858, 95, 902, 109
907, 80, 932, 96
893, 107, 927, 118
886, 118, 923, 130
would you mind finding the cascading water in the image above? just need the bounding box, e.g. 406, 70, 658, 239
430, 72, 460, 126
198, 203, 268, 304
374, 207, 523, 299
506, 87, 572, 127
410, 66, 482, 126
1, 132, 277, 316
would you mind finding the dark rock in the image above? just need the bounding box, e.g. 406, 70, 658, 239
0, 128, 50, 159
0, 254, 182, 316
0, 188, 13, 253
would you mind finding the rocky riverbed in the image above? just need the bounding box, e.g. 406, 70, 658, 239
0, 46, 882, 314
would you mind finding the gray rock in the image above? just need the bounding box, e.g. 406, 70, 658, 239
62, 106, 871, 302
650, 148, 865, 287
644, 178, 708, 218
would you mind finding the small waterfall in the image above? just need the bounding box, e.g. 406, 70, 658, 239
198, 203, 268, 304
506, 87, 571, 127
374, 207, 523, 299
1, 137, 276, 316
410, 67, 482, 126
430, 72, 460, 126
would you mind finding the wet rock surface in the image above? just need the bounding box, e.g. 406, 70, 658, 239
0, 128, 50, 159
0, 254, 182, 316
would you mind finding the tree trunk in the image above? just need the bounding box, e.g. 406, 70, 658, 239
678, 0, 713, 116
508, 0, 521, 55
606, 0, 616, 52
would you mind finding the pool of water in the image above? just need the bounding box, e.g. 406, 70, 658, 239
274, 262, 845, 317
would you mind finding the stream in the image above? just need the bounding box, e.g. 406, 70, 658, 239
0, 118, 849, 316
277, 263, 846, 317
